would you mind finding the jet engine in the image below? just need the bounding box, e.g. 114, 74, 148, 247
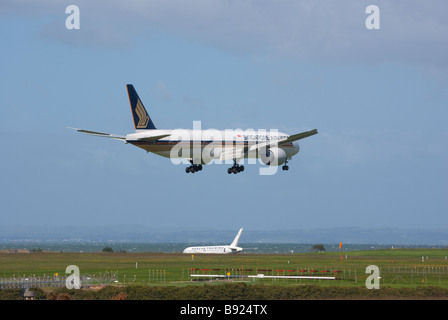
260, 147, 287, 166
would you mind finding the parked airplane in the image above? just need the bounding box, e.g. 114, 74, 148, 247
70, 84, 317, 174
183, 228, 244, 254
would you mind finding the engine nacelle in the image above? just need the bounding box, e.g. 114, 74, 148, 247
260, 147, 287, 166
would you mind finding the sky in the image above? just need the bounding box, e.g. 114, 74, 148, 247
0, 1, 447, 238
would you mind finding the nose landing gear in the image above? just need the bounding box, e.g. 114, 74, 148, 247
282, 159, 289, 171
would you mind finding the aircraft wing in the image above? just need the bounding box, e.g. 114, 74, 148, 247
249, 129, 318, 152
219, 146, 245, 161
278, 129, 318, 145
67, 127, 126, 141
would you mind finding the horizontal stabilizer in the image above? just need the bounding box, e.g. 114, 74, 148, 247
135, 134, 171, 141
67, 127, 126, 141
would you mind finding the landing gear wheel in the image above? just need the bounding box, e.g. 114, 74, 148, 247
282, 160, 290, 171
228, 159, 244, 175
186, 162, 202, 173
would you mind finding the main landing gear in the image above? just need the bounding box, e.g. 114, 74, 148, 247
282, 159, 289, 171
186, 161, 202, 173
228, 159, 244, 174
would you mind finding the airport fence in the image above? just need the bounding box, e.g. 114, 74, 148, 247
2, 266, 447, 289
0, 275, 67, 289
183, 265, 448, 287
0, 273, 119, 289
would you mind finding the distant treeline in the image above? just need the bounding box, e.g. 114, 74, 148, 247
2, 283, 448, 300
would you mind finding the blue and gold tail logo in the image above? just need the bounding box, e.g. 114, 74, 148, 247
127, 84, 156, 130
135, 99, 150, 129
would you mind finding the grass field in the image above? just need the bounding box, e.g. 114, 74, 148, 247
1, 248, 448, 290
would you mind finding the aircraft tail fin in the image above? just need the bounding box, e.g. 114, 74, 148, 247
126, 84, 156, 130
230, 228, 243, 248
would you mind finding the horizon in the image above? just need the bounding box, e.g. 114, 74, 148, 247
1, 225, 447, 246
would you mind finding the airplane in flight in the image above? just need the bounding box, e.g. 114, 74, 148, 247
70, 84, 317, 174
183, 228, 244, 254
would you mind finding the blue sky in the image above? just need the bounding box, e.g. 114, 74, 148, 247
0, 1, 447, 237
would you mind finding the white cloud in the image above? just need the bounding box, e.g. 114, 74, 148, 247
4, 0, 448, 75
151, 81, 172, 101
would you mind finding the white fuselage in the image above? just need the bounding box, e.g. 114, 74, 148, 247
183, 245, 243, 254
183, 227, 244, 254
126, 129, 300, 164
